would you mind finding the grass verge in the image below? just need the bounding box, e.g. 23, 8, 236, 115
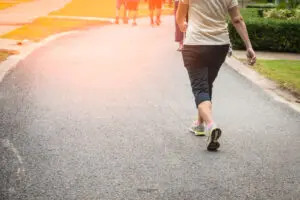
1, 0, 172, 41
1, 17, 110, 41
0, 2, 16, 10
50, 0, 173, 18
0, 49, 19, 62
254, 60, 300, 96
0, 0, 33, 10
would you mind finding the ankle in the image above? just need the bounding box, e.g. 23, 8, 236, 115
206, 121, 214, 128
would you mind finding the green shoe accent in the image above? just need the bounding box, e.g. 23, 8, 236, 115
189, 121, 205, 136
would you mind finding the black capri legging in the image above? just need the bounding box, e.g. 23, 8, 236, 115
182, 44, 229, 108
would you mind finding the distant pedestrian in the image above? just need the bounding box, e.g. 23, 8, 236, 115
115, 0, 128, 24
127, 0, 139, 26
176, 0, 256, 151
148, 0, 163, 25
174, 0, 186, 51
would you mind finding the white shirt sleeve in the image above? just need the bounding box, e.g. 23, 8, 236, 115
228, 0, 238, 9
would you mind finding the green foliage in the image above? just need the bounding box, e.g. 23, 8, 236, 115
276, 1, 288, 9
228, 13, 300, 52
258, 9, 264, 17
240, 8, 260, 18
276, 0, 300, 9
288, 0, 300, 9
246, 3, 276, 8
264, 8, 300, 20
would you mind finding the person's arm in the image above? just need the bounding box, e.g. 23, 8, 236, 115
228, 6, 256, 65
176, 0, 189, 32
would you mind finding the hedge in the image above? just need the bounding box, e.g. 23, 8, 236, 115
228, 12, 300, 53
246, 3, 276, 8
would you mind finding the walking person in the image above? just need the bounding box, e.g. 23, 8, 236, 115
174, 0, 186, 51
176, 0, 256, 151
115, 0, 128, 24
127, 0, 139, 26
148, 0, 163, 25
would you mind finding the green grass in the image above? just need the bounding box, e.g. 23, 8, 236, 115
0, 51, 11, 62
50, 0, 172, 18
254, 60, 300, 95
50, 0, 116, 18
240, 8, 260, 18
1, 0, 173, 40
0, 0, 33, 10
0, 50, 19, 62
252, 0, 269, 3
0, 2, 16, 10
1, 17, 110, 41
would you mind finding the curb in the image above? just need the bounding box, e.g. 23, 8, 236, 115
0, 30, 80, 83
225, 56, 300, 113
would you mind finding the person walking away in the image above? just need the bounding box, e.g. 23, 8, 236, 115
176, 0, 256, 151
127, 0, 139, 26
148, 0, 163, 25
174, 0, 186, 51
115, 0, 128, 24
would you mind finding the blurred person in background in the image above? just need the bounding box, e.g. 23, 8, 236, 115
174, 0, 186, 51
148, 0, 163, 25
127, 0, 140, 26
115, 0, 128, 24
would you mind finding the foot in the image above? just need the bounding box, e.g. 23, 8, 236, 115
177, 44, 184, 51
206, 123, 222, 151
189, 120, 205, 136
115, 19, 119, 24
132, 21, 137, 26
123, 18, 128, 24
150, 20, 154, 26
155, 19, 161, 26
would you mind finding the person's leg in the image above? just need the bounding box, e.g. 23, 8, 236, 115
207, 45, 229, 104
182, 45, 228, 149
174, 0, 184, 51
115, 0, 122, 24
178, 40, 184, 51
123, 1, 128, 24
149, 0, 155, 25
155, 0, 162, 25
182, 45, 209, 136
203, 45, 229, 150
132, 2, 138, 26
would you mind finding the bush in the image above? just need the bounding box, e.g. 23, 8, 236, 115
228, 18, 300, 53
246, 3, 276, 8
257, 9, 264, 17
276, 0, 300, 9
264, 8, 300, 20
240, 8, 260, 18
288, 0, 300, 9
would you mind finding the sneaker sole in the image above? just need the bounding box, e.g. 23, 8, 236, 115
207, 128, 222, 151
189, 128, 205, 136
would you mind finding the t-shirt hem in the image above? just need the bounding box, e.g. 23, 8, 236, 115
183, 41, 231, 45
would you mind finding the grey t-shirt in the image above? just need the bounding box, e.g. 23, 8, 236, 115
182, 0, 238, 45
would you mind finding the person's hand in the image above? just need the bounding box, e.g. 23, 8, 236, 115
246, 47, 256, 66
178, 21, 188, 33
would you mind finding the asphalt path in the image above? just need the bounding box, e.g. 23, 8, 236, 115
1, 16, 300, 200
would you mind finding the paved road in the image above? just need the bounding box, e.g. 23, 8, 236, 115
1, 17, 300, 200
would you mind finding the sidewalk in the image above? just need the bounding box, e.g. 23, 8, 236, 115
233, 50, 300, 60
0, 0, 71, 35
